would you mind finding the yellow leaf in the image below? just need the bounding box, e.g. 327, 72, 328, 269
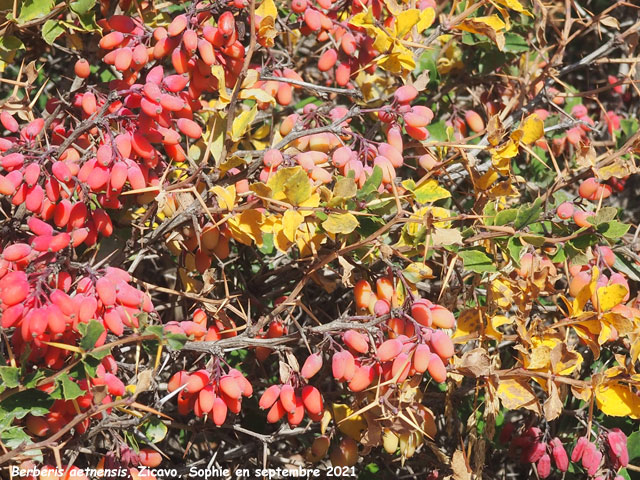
488, 179, 520, 198
490, 278, 517, 309
259, 213, 278, 233
598, 322, 612, 346
572, 267, 599, 314
417, 7, 436, 32
595, 383, 640, 418
525, 346, 551, 370
239, 88, 275, 104
497, 378, 540, 413
602, 312, 634, 338
267, 166, 306, 201
409, 179, 452, 203
378, 49, 416, 74
283, 168, 312, 205
230, 105, 258, 142
332, 177, 357, 202
394, 9, 420, 38
211, 185, 236, 211
178, 268, 202, 293
550, 343, 583, 375
518, 114, 544, 145
273, 223, 294, 253
488, 314, 513, 340
452, 308, 482, 339
595, 156, 638, 180
252, 123, 271, 140
227, 209, 264, 246
492, 0, 533, 17
255, 0, 277, 18
475, 168, 500, 190
298, 192, 320, 215
595, 284, 628, 312
204, 113, 226, 166
241, 69, 260, 89
322, 213, 359, 234
282, 210, 304, 242
296, 222, 323, 257
332, 404, 367, 441
249, 181, 272, 199
258, 15, 278, 47
210, 66, 230, 104
457, 15, 507, 50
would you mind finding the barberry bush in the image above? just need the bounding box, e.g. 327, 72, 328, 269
0, 0, 639, 478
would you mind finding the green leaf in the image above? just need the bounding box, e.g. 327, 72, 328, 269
520, 234, 545, 247
458, 248, 497, 273
550, 246, 566, 263
0, 35, 23, 52
1, 427, 43, 462
613, 254, 640, 282
88, 348, 113, 360
357, 166, 383, 200
0, 34, 24, 68
0, 367, 20, 389
323, 213, 359, 234
145, 325, 165, 338
76, 11, 99, 31
24, 370, 46, 388
82, 356, 101, 377
483, 202, 497, 226
598, 220, 630, 239
616, 469, 631, 480
507, 237, 524, 265
403, 178, 451, 203
42, 19, 64, 45
514, 198, 543, 230
70, 0, 96, 15
59, 375, 84, 400
628, 430, 640, 462
166, 332, 188, 350
16, 0, 54, 24
258, 232, 274, 254
79, 320, 105, 351
503, 33, 529, 53
494, 208, 518, 226
0, 390, 53, 420
426, 120, 447, 142
143, 417, 168, 443
588, 206, 618, 225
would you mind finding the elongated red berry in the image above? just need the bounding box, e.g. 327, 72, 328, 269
394, 85, 418, 104
1, 112, 19, 132
377, 338, 402, 362
343, 330, 369, 353
301, 385, 323, 415
279, 384, 297, 413
267, 399, 287, 423
168, 14, 188, 37
212, 396, 228, 425
176, 118, 202, 139
301, 353, 323, 379
259, 385, 281, 409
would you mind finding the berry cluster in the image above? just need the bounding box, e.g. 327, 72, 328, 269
164, 307, 238, 341
501, 424, 630, 479
258, 381, 324, 426
167, 365, 252, 425
0, 248, 152, 367
25, 355, 121, 439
